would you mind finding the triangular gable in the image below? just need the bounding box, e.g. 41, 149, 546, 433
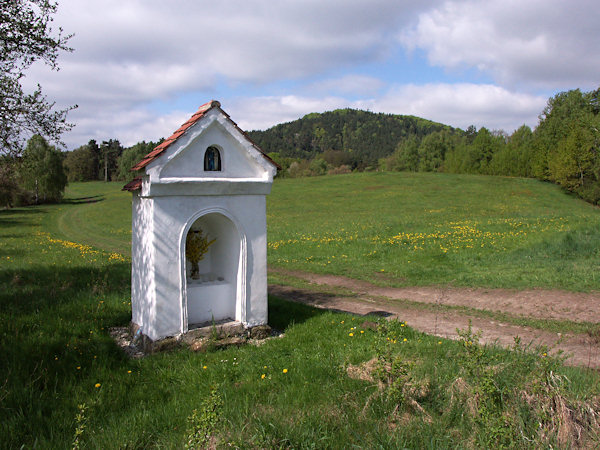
130, 100, 279, 174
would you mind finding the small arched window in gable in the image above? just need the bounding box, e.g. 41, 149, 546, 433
204, 146, 221, 171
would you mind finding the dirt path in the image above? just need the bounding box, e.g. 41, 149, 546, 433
268, 268, 600, 369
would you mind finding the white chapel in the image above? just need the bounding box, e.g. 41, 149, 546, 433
123, 100, 279, 342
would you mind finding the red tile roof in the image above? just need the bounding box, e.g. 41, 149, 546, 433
123, 100, 280, 192
130, 100, 221, 172
122, 176, 142, 192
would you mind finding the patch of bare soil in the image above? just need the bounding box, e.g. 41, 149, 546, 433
269, 268, 600, 369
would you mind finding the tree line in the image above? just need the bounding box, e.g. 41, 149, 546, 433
251, 88, 600, 205
0, 137, 159, 207
1, 87, 598, 208
378, 88, 600, 205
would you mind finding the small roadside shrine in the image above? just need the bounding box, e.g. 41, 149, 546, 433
123, 100, 279, 343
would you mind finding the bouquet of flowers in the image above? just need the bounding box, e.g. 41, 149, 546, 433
186, 229, 216, 279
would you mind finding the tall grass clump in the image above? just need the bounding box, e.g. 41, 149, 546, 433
352, 319, 600, 448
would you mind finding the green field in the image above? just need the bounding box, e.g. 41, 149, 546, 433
267, 172, 600, 290
45, 172, 600, 291
1, 172, 599, 447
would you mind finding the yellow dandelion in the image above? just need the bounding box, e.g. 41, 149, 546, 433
261, 374, 266, 379
282, 368, 288, 374
403, 338, 407, 342
77, 366, 81, 370
127, 370, 132, 374
349, 332, 354, 337
360, 330, 364, 334
202, 365, 207, 370
94, 383, 101, 388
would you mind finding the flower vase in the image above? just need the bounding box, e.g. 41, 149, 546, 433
191, 261, 200, 279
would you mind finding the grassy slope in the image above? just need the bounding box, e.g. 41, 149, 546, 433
267, 172, 600, 290
44, 181, 132, 256
46, 172, 600, 291
1, 173, 598, 447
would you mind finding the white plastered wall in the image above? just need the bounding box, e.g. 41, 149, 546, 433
131, 192, 155, 332
131, 193, 268, 341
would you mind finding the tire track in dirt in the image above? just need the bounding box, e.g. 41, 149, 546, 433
268, 268, 600, 369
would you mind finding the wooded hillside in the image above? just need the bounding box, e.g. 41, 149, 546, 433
249, 88, 600, 205
248, 109, 456, 169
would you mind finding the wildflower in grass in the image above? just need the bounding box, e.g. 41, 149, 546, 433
403, 338, 407, 342
77, 366, 81, 370
438, 341, 442, 345
360, 330, 364, 334
282, 369, 288, 374
127, 370, 132, 374
349, 332, 354, 337
261, 374, 266, 379
202, 365, 207, 370
94, 383, 101, 388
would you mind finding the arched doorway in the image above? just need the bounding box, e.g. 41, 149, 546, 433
183, 212, 242, 329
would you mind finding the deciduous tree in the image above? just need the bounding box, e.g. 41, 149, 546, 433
1, 0, 76, 156
20, 134, 67, 203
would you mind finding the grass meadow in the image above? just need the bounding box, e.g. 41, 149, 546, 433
1, 173, 599, 447
268, 172, 600, 291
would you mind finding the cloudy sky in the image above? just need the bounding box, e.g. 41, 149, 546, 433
25, 0, 600, 149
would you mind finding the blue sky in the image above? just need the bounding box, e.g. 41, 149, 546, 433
25, 0, 600, 150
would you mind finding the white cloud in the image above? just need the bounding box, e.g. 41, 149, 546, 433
62, 106, 190, 148
307, 75, 386, 97
227, 95, 358, 131
371, 83, 547, 132
401, 0, 600, 89
25, 0, 438, 147
39, 0, 428, 95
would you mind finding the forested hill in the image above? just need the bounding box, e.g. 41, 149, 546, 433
247, 109, 457, 167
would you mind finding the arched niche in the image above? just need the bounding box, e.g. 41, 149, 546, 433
184, 212, 241, 327
204, 145, 222, 171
